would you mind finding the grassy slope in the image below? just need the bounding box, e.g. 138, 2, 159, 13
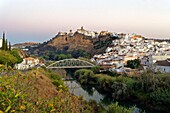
0, 69, 95, 113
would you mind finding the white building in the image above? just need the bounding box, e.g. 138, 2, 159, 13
154, 59, 170, 73
152, 55, 170, 63
140, 55, 153, 71
77, 27, 98, 38
15, 57, 40, 70
105, 47, 112, 53
58, 32, 67, 36
0, 38, 2, 48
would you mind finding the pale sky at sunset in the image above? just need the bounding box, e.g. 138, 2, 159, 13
0, 0, 170, 44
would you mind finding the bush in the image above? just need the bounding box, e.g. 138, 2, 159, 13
116, 76, 137, 90
45, 71, 65, 89
75, 69, 94, 77
111, 82, 128, 100
107, 102, 133, 113
0, 51, 18, 67
0, 64, 5, 72
74, 69, 95, 84
150, 88, 170, 104
91, 66, 101, 74
134, 72, 170, 92
99, 71, 120, 77
126, 59, 141, 69
10, 50, 23, 63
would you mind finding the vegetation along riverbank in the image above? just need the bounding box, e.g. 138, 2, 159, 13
0, 68, 137, 113
74, 68, 170, 113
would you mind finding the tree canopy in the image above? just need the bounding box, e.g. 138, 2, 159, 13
0, 50, 23, 67
126, 59, 141, 69
1, 32, 11, 51
0, 51, 18, 66
10, 50, 23, 64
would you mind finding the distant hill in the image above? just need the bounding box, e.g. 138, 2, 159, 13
25, 27, 170, 61
28, 28, 117, 60
13, 42, 39, 48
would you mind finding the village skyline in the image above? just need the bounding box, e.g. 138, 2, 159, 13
0, 0, 170, 43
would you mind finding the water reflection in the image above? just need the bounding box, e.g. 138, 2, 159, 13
64, 81, 103, 103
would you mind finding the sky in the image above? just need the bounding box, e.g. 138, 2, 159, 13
0, 0, 170, 44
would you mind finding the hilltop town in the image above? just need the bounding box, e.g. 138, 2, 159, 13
91, 32, 170, 73
22, 27, 170, 73
1, 28, 170, 113
1, 27, 169, 72
6, 27, 170, 73
1, 0, 170, 112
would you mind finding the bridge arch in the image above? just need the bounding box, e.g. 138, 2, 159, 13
46, 58, 95, 69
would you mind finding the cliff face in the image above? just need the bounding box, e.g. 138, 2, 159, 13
47, 32, 94, 53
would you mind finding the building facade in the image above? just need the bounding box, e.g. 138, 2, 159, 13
0, 38, 2, 48
155, 59, 170, 73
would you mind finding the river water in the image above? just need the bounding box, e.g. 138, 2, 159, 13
65, 80, 103, 103
64, 80, 144, 113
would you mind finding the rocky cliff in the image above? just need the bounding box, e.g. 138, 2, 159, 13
47, 32, 94, 53
29, 30, 117, 59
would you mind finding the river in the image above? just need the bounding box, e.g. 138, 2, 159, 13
50, 68, 163, 113
62, 71, 161, 113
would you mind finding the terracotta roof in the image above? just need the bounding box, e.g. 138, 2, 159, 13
155, 60, 170, 66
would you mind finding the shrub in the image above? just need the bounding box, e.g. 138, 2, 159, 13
44, 70, 65, 89
134, 72, 170, 92
0, 64, 5, 72
126, 59, 141, 69
91, 66, 100, 74
10, 50, 23, 64
107, 102, 133, 113
150, 88, 170, 104
74, 69, 95, 84
0, 51, 18, 67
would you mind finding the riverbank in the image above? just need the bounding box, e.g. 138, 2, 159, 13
0, 68, 135, 113
74, 69, 170, 113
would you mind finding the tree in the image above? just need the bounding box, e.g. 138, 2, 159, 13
8, 42, 11, 51
4, 39, 8, 51
126, 59, 141, 69
1, 32, 5, 50
10, 50, 23, 64
0, 51, 18, 67
91, 66, 100, 74
58, 54, 67, 60
1, 32, 11, 51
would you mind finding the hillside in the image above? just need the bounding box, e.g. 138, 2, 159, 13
0, 69, 96, 112
28, 28, 117, 59
0, 68, 135, 113
13, 42, 39, 48
48, 32, 94, 53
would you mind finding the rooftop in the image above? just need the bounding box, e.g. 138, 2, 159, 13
155, 59, 170, 66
